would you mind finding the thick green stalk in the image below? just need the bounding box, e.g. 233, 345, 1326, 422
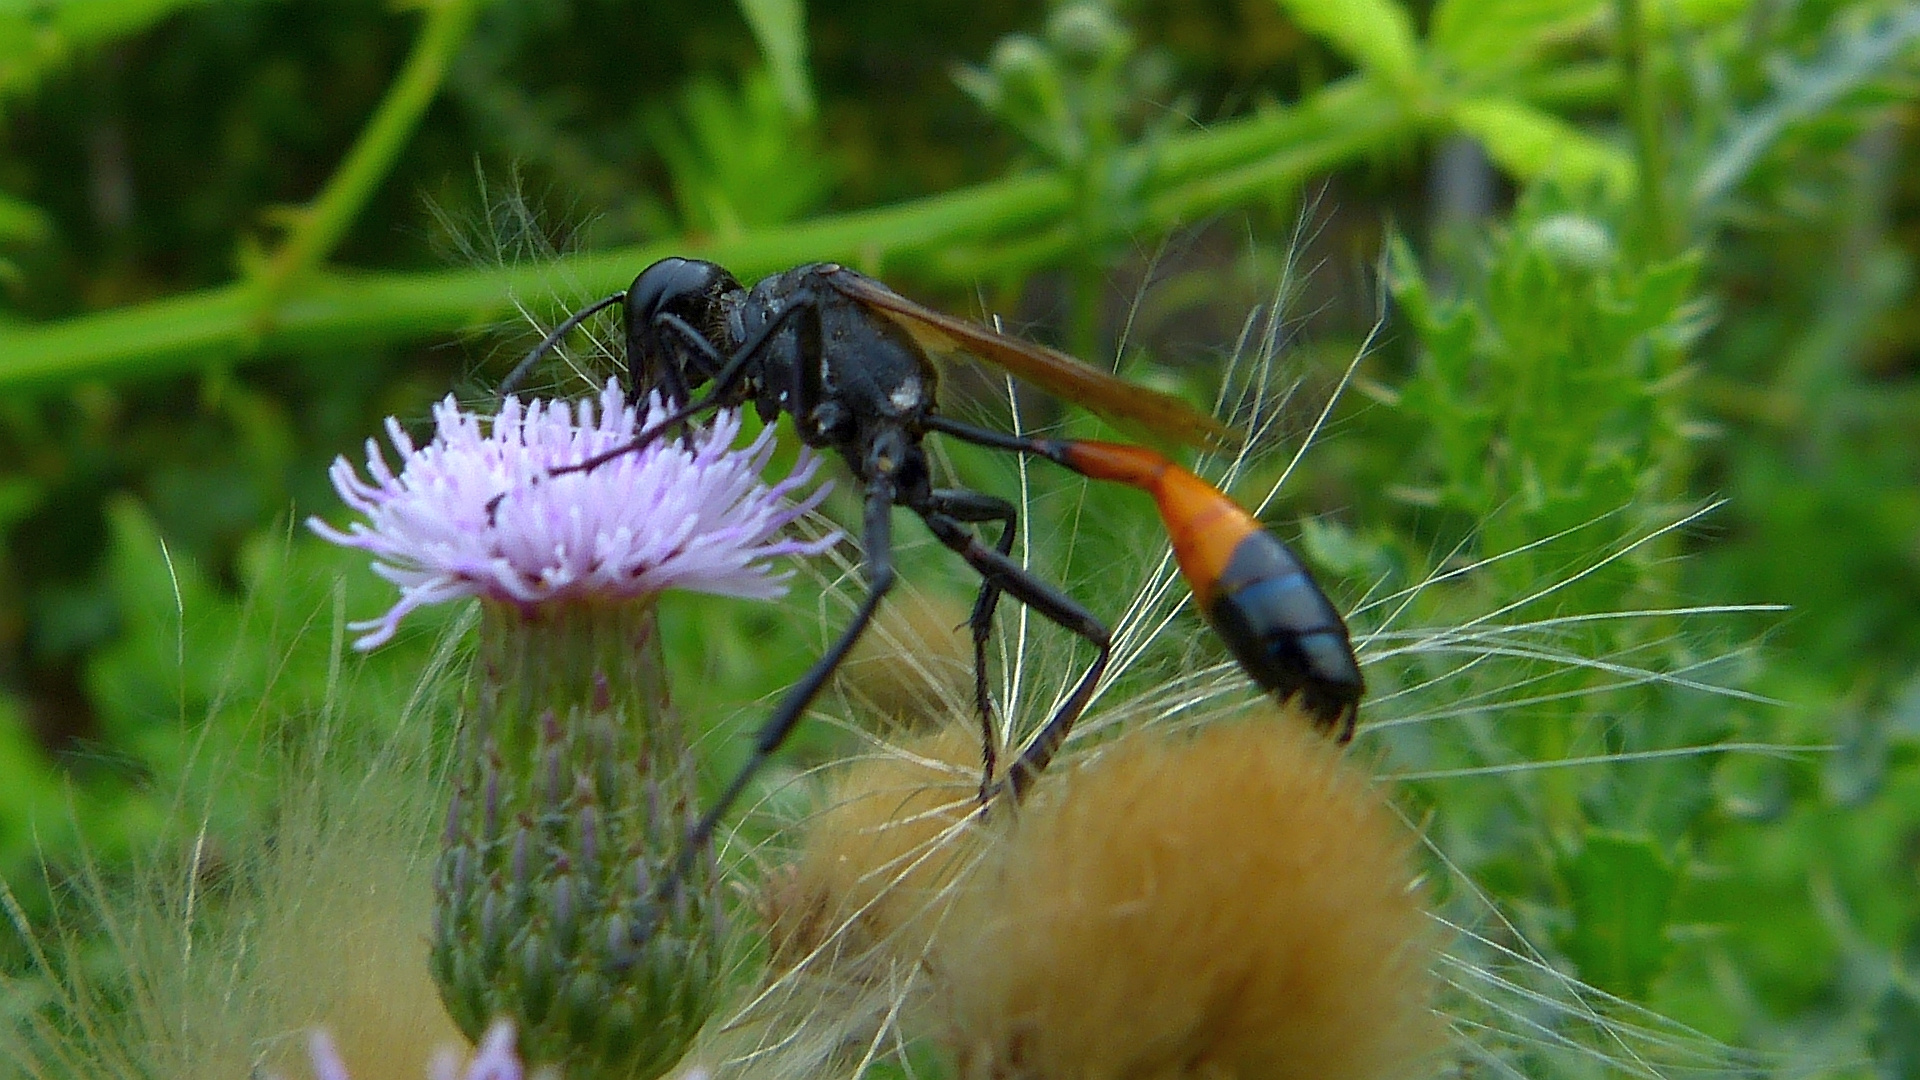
251, 0, 485, 313
937, 84, 1408, 282
1616, 0, 1674, 257
0, 64, 1613, 391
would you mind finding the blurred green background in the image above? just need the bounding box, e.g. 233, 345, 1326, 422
0, 0, 1916, 1075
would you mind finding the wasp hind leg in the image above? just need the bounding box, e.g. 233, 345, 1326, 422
623, 456, 901, 962
689, 461, 897, 854
923, 488, 1019, 799
916, 508, 1111, 803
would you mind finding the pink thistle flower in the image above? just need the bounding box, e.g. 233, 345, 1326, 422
428, 1021, 525, 1080
309, 380, 836, 649
299, 1021, 524, 1080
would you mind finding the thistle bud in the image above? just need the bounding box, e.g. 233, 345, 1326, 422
433, 599, 721, 1079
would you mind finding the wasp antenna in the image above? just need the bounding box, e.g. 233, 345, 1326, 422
499, 291, 627, 398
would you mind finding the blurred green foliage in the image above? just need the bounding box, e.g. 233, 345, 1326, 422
0, 0, 1915, 1075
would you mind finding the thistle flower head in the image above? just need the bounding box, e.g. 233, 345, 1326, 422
309, 380, 836, 648
426, 1022, 525, 1080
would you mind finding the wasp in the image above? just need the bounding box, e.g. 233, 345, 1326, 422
503, 258, 1363, 845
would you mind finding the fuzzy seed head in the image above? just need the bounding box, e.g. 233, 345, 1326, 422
930, 711, 1444, 1080
763, 727, 986, 972
835, 594, 977, 723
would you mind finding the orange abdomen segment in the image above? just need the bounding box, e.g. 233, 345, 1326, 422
1054, 439, 1364, 740
1154, 468, 1265, 609
1053, 441, 1264, 608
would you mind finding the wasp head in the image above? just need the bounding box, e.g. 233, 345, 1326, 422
623, 258, 745, 405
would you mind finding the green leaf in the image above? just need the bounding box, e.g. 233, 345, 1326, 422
1693, 6, 1920, 210
1647, 0, 1766, 32
1450, 96, 1635, 196
0, 695, 74, 866
1874, 970, 1920, 1080
1271, 0, 1420, 87
1430, 0, 1604, 76
645, 68, 837, 235
1556, 830, 1679, 1000
0, 190, 49, 243
735, 0, 815, 120
0, 0, 208, 102
84, 495, 231, 761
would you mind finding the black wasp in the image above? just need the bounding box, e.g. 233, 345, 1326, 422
502, 258, 1364, 851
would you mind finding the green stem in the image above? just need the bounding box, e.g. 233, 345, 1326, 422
1616, 0, 1673, 257
930, 88, 1402, 280
0, 65, 1586, 390
252, 0, 484, 315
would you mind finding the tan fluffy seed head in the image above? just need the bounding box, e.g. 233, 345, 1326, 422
763, 726, 985, 969
835, 592, 976, 725
930, 709, 1443, 1080
251, 803, 464, 1080
732, 728, 985, 1080
0, 731, 465, 1080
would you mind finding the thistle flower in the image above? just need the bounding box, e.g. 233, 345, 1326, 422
427, 1022, 528, 1080
311, 381, 836, 1080
310, 380, 833, 649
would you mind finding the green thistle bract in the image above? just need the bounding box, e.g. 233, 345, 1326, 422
435, 600, 714, 1078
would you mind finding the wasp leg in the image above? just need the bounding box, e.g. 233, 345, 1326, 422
694, 457, 896, 855
631, 426, 898, 961
638, 310, 700, 408
922, 414, 1070, 466
630, 452, 899, 956
923, 488, 1018, 797
916, 508, 1110, 803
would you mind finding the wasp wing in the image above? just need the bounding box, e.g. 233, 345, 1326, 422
824, 268, 1240, 451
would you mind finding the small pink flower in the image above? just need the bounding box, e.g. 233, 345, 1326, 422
302, 1029, 352, 1080
429, 1021, 523, 1080
298, 1022, 524, 1080
310, 381, 836, 649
